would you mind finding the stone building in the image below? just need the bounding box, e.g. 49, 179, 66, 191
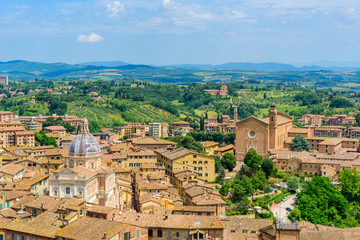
49, 117, 118, 207
235, 104, 293, 160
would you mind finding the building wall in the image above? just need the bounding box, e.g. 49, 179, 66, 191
235, 118, 269, 160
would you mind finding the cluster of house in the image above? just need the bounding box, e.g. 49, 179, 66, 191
117, 111, 238, 140
297, 113, 356, 126
234, 104, 360, 180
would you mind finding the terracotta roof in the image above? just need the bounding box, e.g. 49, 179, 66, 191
0, 207, 31, 219
318, 138, 342, 145
201, 141, 219, 148
86, 205, 117, 215
288, 128, 310, 133
15, 131, 35, 136
214, 144, 234, 152
172, 121, 190, 125
132, 137, 176, 145
173, 205, 216, 213
4, 211, 63, 238
0, 163, 24, 175
71, 166, 98, 180
115, 212, 225, 229
222, 217, 272, 240
44, 126, 66, 131
57, 216, 130, 240
4, 190, 32, 201
154, 148, 198, 161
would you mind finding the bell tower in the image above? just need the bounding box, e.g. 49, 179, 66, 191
269, 103, 277, 149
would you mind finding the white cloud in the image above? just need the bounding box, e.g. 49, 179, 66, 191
162, 0, 171, 7
106, 1, 125, 17
77, 33, 104, 43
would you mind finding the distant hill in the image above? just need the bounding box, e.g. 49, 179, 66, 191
79, 61, 129, 67
0, 60, 156, 81
3, 59, 360, 82
0, 60, 84, 75
168, 62, 360, 72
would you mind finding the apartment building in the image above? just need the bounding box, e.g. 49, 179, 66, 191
148, 122, 168, 138
155, 147, 216, 183
118, 122, 145, 139
297, 114, 325, 126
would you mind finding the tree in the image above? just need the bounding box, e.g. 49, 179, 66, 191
217, 166, 226, 182
35, 131, 58, 148
290, 134, 310, 152
238, 165, 249, 176
172, 136, 203, 152
248, 154, 263, 169
356, 114, 360, 127
289, 206, 301, 222
330, 98, 354, 108
219, 182, 230, 196
297, 176, 350, 227
221, 152, 237, 172
252, 170, 268, 190
19, 107, 24, 116
232, 183, 247, 202
338, 169, 360, 203
200, 116, 205, 131
214, 156, 222, 173
244, 150, 256, 166
261, 158, 274, 178
287, 177, 300, 193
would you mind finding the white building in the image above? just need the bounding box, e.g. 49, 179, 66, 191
49, 117, 118, 207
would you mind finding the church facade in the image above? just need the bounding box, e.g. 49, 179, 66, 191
49, 118, 118, 207
235, 104, 293, 160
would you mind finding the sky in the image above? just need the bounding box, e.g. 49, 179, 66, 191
1, 0, 360, 65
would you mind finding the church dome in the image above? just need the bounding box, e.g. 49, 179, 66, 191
68, 118, 100, 155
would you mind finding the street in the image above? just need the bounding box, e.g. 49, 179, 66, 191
270, 194, 296, 223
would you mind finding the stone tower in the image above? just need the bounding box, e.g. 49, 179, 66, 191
269, 103, 278, 149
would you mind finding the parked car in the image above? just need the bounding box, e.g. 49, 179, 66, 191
286, 207, 292, 212
283, 197, 287, 201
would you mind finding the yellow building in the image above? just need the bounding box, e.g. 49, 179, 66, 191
201, 141, 219, 155
155, 148, 216, 183
117, 122, 145, 139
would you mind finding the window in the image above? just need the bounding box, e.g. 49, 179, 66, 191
193, 161, 197, 164
168, 232, 171, 238
193, 155, 197, 158
137, 230, 140, 237
198, 173, 202, 177
199, 167, 202, 171
148, 230, 153, 237
157, 230, 163, 237
194, 167, 197, 170
204, 161, 208, 164
199, 161, 202, 164
66, 187, 70, 194
176, 232, 180, 238
124, 232, 131, 240
205, 173, 208, 177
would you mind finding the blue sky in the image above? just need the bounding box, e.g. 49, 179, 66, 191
0, 0, 360, 65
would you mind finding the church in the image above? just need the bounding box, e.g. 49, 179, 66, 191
49, 117, 118, 207
235, 104, 293, 160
